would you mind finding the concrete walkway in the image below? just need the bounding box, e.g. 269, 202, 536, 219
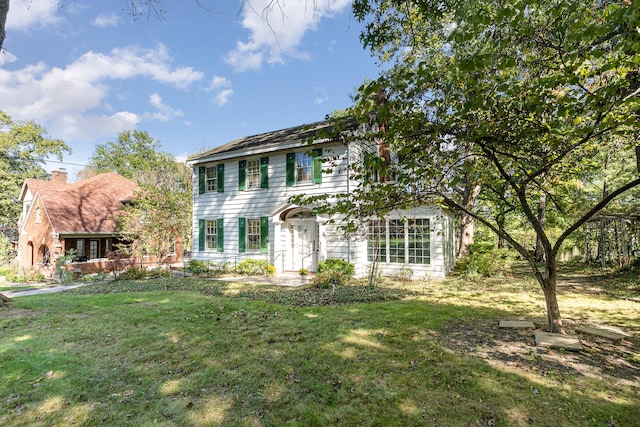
2, 283, 88, 298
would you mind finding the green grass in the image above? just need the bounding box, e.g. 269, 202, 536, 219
1, 269, 638, 426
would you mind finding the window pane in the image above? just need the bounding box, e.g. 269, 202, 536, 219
408, 219, 430, 264
247, 218, 261, 251
206, 166, 217, 192
247, 160, 260, 188
296, 152, 312, 183
388, 219, 405, 263
206, 220, 217, 249
367, 219, 387, 262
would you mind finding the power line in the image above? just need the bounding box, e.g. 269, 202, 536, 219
45, 159, 89, 167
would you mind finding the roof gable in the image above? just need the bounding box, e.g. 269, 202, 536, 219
24, 172, 139, 234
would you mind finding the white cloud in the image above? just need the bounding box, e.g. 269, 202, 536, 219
0, 44, 202, 141
0, 50, 17, 66
206, 75, 233, 106
92, 13, 121, 28
225, 0, 351, 72
6, 0, 62, 30
146, 92, 184, 122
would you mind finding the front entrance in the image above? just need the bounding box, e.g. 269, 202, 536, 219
284, 217, 318, 273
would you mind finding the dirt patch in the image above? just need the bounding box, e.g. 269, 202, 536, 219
0, 306, 41, 319
438, 319, 640, 387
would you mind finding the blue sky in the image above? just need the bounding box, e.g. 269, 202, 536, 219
0, 0, 380, 179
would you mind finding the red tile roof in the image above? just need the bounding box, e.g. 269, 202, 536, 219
26, 172, 138, 234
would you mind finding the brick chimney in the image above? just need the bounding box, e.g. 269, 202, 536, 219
51, 169, 68, 184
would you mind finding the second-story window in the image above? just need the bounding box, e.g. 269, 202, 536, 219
239, 157, 269, 190
198, 165, 224, 194
247, 160, 260, 189
296, 153, 313, 183
206, 166, 217, 191
286, 148, 322, 186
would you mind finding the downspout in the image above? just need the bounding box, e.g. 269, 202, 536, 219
346, 138, 351, 264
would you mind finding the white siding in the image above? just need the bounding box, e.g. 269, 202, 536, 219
190, 139, 456, 278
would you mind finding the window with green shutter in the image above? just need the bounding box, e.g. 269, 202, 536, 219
260, 157, 269, 188
216, 218, 224, 252
286, 150, 322, 185
238, 218, 246, 253
217, 164, 224, 192
238, 160, 246, 190
198, 219, 205, 251
260, 216, 268, 253
198, 167, 206, 194
312, 148, 323, 184
286, 153, 295, 186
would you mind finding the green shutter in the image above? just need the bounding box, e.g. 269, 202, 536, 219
198, 167, 205, 194
216, 218, 224, 252
238, 160, 246, 191
198, 219, 205, 251
217, 164, 224, 193
260, 157, 269, 188
238, 218, 246, 253
312, 148, 323, 184
286, 153, 295, 186
260, 216, 269, 253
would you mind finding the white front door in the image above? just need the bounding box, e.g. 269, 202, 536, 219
285, 219, 317, 272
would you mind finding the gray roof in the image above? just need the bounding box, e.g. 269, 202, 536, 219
189, 117, 358, 163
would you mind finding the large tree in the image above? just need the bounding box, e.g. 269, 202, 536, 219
0, 110, 70, 229
86, 129, 192, 262
0, 110, 69, 305
87, 129, 166, 181
304, 0, 640, 333
116, 157, 193, 263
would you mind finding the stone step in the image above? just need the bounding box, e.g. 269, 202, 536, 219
576, 326, 631, 343
535, 331, 583, 352
499, 320, 536, 329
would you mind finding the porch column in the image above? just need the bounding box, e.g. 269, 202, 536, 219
271, 218, 283, 273
316, 215, 327, 263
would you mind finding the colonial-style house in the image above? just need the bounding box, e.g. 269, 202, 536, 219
16, 170, 182, 276
187, 119, 456, 279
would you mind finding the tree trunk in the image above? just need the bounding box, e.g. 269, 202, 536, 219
535, 193, 546, 262
540, 260, 563, 333
0, 0, 8, 51
457, 181, 481, 257
497, 214, 506, 249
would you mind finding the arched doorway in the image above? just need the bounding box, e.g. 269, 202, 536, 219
280, 208, 318, 272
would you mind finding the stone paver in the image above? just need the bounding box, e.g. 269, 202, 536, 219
576, 326, 630, 343
535, 331, 583, 352
499, 320, 536, 329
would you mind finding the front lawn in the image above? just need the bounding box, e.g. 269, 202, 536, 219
1, 268, 638, 426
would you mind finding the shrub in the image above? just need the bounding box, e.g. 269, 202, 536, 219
118, 267, 148, 280
236, 259, 270, 276
456, 244, 514, 278
313, 259, 355, 288
0, 266, 12, 276
187, 259, 209, 275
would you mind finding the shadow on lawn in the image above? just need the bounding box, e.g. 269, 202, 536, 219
2, 289, 638, 426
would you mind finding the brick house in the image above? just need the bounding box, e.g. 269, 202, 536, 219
16, 170, 183, 277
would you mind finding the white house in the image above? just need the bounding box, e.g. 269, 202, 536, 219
187, 119, 456, 279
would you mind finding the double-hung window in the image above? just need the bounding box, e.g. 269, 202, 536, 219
239, 157, 269, 190
198, 219, 224, 252
206, 220, 217, 249
247, 160, 260, 189
198, 165, 224, 193
286, 149, 322, 186
247, 219, 261, 251
238, 217, 269, 253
